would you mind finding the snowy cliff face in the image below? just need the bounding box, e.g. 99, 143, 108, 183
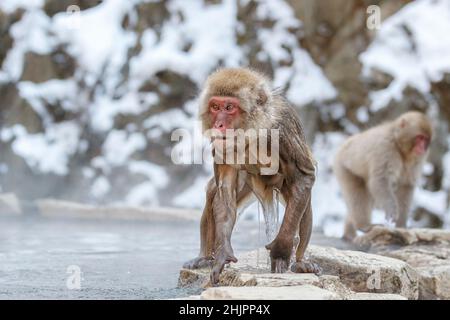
0, 0, 449, 235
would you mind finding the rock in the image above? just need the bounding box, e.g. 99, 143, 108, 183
201, 285, 339, 300
288, 0, 369, 111
306, 245, 419, 299
347, 293, 407, 300
0, 83, 42, 133
178, 268, 212, 289
21, 49, 75, 83
432, 73, 450, 123
127, 1, 170, 34
242, 273, 320, 287
138, 71, 198, 112
0, 9, 23, 66
43, 0, 102, 17
0, 193, 22, 215
354, 226, 450, 248
35, 198, 201, 221
171, 295, 201, 300
413, 207, 445, 229
387, 246, 450, 300
179, 245, 419, 300
355, 227, 450, 299
418, 265, 450, 300
287, 0, 409, 112
178, 267, 324, 289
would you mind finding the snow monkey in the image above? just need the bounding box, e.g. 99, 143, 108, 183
183, 67, 320, 285
334, 111, 433, 241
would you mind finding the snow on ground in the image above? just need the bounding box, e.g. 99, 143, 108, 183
0, 0, 43, 14
361, 0, 450, 111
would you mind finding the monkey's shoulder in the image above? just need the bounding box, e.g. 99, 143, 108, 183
341, 125, 393, 152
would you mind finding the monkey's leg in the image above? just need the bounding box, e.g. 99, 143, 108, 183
337, 167, 373, 241
395, 185, 413, 228
183, 179, 216, 269
290, 197, 322, 274
266, 178, 313, 273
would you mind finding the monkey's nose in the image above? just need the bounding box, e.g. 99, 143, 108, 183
214, 121, 227, 132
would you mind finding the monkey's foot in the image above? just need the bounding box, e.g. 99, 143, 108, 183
342, 234, 355, 243
359, 223, 384, 233
290, 260, 322, 275
182, 256, 214, 269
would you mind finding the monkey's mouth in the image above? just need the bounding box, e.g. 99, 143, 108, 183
413, 135, 430, 155
212, 134, 234, 141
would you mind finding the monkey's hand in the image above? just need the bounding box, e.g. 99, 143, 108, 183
291, 260, 322, 275
266, 239, 292, 273
385, 206, 399, 225
183, 256, 214, 270
210, 249, 238, 286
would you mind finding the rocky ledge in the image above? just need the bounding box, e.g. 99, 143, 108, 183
179, 228, 450, 300
354, 226, 450, 300
178, 245, 416, 300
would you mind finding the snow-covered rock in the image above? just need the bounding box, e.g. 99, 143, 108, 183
35, 198, 201, 221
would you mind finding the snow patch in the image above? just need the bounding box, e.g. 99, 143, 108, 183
102, 130, 147, 166
5, 122, 80, 175
361, 0, 450, 111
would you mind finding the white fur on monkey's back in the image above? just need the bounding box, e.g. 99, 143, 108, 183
334, 112, 432, 185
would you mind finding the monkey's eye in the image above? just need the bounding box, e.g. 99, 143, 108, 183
225, 104, 234, 111
211, 104, 219, 112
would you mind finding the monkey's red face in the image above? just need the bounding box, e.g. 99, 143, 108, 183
413, 134, 430, 156
208, 96, 241, 133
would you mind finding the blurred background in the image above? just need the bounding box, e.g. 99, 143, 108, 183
0, 0, 449, 236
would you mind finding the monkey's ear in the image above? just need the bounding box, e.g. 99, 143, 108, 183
256, 88, 268, 106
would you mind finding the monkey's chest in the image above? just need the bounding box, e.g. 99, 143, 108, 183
213, 141, 279, 176
397, 165, 419, 186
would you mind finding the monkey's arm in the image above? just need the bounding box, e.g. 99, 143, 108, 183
210, 165, 239, 285
368, 172, 399, 223
265, 105, 316, 272
182, 179, 216, 269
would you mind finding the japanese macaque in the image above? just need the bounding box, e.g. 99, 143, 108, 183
333, 111, 433, 241
183, 68, 320, 285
